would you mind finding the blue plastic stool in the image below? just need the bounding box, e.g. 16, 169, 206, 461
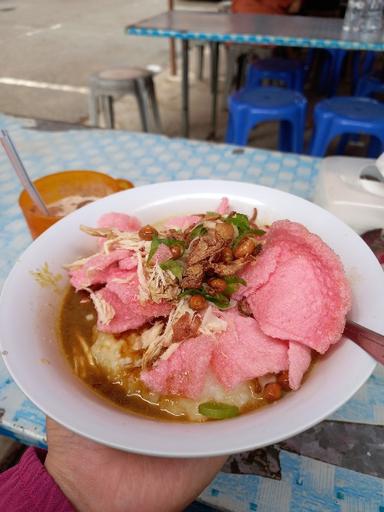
355, 73, 384, 97
318, 49, 347, 96
226, 86, 307, 152
309, 96, 384, 157
245, 57, 304, 92
340, 73, 384, 148
305, 48, 347, 96
352, 51, 376, 91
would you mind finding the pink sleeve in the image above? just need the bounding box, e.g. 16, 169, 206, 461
0, 447, 74, 511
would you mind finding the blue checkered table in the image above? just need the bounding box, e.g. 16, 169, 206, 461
0, 114, 384, 511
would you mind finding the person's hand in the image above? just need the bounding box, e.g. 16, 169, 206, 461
45, 418, 227, 512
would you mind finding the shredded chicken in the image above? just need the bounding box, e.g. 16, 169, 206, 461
80, 224, 148, 254
80, 225, 120, 239
106, 235, 148, 254
64, 254, 96, 271
137, 249, 151, 303
160, 342, 182, 361
199, 306, 227, 335
146, 263, 181, 303
89, 290, 115, 325
140, 322, 165, 350
142, 299, 194, 368
141, 301, 228, 368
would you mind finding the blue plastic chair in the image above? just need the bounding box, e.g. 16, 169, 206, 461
226, 86, 307, 152
245, 57, 304, 92
309, 96, 384, 157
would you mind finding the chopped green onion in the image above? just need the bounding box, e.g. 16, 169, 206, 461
148, 237, 185, 262
179, 288, 197, 299
160, 259, 184, 280
226, 213, 265, 248
226, 213, 250, 236
189, 224, 207, 240
250, 228, 266, 237
162, 238, 185, 249
198, 402, 240, 420
148, 237, 161, 262
207, 293, 230, 309
223, 275, 246, 295
224, 276, 246, 285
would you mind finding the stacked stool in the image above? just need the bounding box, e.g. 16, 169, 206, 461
309, 96, 384, 157
352, 51, 376, 92
88, 67, 162, 132
225, 86, 307, 152
305, 48, 347, 96
355, 73, 384, 98
318, 49, 347, 96
246, 57, 304, 92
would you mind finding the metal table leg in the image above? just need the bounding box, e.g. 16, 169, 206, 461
181, 39, 190, 138
209, 41, 220, 140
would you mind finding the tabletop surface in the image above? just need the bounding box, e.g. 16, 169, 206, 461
1, 113, 384, 511
127, 10, 384, 51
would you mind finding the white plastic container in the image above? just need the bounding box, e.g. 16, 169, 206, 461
314, 156, 384, 234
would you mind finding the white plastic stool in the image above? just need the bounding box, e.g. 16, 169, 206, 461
88, 67, 162, 132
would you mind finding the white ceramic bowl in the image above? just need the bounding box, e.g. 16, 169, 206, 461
0, 180, 383, 457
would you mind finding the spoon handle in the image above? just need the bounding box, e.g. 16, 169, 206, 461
344, 320, 384, 365
0, 129, 50, 215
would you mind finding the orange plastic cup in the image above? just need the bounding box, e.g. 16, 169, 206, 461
19, 170, 134, 239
